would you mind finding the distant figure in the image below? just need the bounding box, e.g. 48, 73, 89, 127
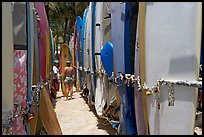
52, 60, 60, 98
63, 61, 75, 100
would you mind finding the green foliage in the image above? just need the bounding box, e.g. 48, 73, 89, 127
44, 2, 89, 43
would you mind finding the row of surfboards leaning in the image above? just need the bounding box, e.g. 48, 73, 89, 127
2, 2, 202, 135
2, 2, 62, 135
69, 2, 202, 135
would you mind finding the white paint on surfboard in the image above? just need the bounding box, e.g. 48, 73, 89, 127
111, 2, 127, 134
2, 2, 14, 111
144, 2, 202, 135
85, 3, 93, 103
94, 2, 106, 116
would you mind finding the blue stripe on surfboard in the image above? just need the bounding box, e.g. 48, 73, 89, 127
124, 2, 137, 135
90, 2, 96, 96
76, 16, 83, 89
81, 8, 89, 71
26, 2, 31, 134
92, 2, 96, 91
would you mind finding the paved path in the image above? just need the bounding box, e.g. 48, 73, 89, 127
53, 89, 117, 135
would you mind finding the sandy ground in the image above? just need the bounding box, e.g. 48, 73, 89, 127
53, 89, 117, 135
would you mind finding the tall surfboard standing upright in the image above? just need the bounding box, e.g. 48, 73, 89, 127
35, 2, 48, 82
29, 6, 41, 134
2, 2, 14, 135
133, 3, 149, 135
60, 43, 69, 97
94, 2, 106, 116
141, 2, 202, 135
111, 2, 127, 134
85, 3, 92, 104
83, 7, 90, 90
12, 2, 28, 135
73, 22, 77, 83
90, 2, 97, 103
87, 2, 94, 104
81, 8, 89, 87
123, 2, 137, 135
76, 16, 83, 91
26, 2, 35, 134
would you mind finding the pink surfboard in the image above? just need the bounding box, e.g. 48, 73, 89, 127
35, 2, 49, 81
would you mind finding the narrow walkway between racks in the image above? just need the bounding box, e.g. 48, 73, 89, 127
53, 88, 117, 135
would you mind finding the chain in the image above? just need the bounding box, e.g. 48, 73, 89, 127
2, 110, 13, 135
167, 83, 175, 106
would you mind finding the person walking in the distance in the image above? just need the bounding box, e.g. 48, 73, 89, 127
52, 60, 60, 99
63, 61, 75, 100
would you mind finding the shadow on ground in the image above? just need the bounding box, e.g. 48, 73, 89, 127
82, 96, 117, 135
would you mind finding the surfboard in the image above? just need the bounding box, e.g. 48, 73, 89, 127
38, 83, 62, 135
111, 2, 128, 135
83, 5, 91, 102
86, 3, 93, 104
2, 2, 14, 135
81, 8, 89, 88
90, 2, 97, 103
26, 2, 34, 134
73, 22, 77, 87
76, 16, 83, 91
142, 2, 202, 135
60, 43, 69, 97
94, 2, 106, 116
12, 2, 27, 134
123, 2, 137, 135
35, 2, 47, 82
133, 3, 149, 135
30, 6, 41, 134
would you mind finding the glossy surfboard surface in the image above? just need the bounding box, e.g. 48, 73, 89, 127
142, 2, 202, 135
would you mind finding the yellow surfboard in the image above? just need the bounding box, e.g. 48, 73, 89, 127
138, 2, 150, 134
60, 43, 70, 96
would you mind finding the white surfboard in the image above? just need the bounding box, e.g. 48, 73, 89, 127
111, 2, 127, 134
94, 2, 106, 116
85, 3, 93, 104
142, 2, 202, 135
2, 3, 14, 131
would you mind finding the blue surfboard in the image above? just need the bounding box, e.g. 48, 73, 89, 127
101, 41, 113, 78
76, 16, 83, 90
124, 2, 137, 135
81, 8, 89, 72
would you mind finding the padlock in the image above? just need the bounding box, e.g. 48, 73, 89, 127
146, 90, 151, 95
28, 113, 34, 121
